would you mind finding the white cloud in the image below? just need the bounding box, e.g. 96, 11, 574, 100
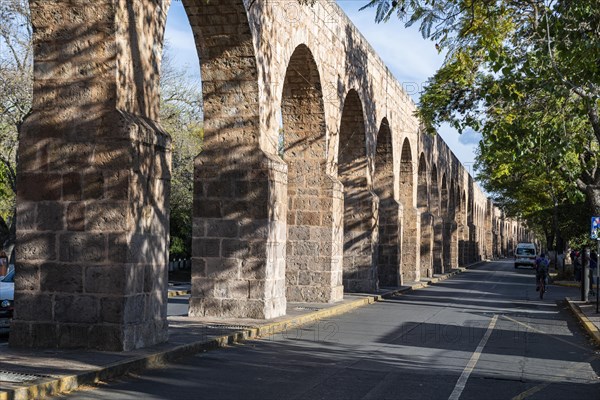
459, 128, 483, 146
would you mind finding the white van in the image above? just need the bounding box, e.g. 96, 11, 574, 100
514, 243, 537, 268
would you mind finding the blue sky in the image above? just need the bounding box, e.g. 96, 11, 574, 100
163, 1, 481, 173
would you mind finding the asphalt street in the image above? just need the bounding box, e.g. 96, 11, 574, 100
41, 262, 600, 398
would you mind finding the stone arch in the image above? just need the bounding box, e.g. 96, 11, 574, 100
418, 154, 433, 278
479, 206, 485, 259
374, 118, 401, 287
467, 192, 475, 263
493, 217, 500, 257
18, 0, 289, 350
338, 89, 377, 292
475, 206, 480, 259
430, 164, 440, 216
399, 139, 414, 206
281, 44, 342, 303
186, 1, 289, 321
449, 181, 457, 219
399, 138, 419, 282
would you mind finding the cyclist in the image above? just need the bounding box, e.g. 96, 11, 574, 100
535, 252, 549, 293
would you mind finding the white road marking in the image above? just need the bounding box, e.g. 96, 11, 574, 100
448, 314, 498, 400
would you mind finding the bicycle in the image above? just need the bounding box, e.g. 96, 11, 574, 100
537, 272, 546, 299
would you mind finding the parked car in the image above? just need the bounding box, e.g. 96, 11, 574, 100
0, 269, 14, 330
514, 243, 537, 268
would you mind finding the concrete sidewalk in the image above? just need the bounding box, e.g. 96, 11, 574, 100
0, 269, 464, 400
566, 296, 600, 348
556, 274, 600, 347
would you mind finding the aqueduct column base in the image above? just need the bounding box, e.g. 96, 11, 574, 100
446, 221, 458, 271
377, 199, 402, 287
13, 112, 171, 351
190, 153, 288, 319
286, 174, 344, 303
342, 191, 379, 292
442, 221, 453, 272
433, 219, 444, 274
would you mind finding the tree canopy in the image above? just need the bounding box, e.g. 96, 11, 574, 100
359, 0, 600, 245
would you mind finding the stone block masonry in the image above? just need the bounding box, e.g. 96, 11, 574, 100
12, 0, 171, 351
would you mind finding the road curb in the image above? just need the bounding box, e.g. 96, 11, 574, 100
0, 269, 465, 400
553, 281, 579, 288
465, 260, 487, 269
565, 297, 600, 347
168, 290, 191, 298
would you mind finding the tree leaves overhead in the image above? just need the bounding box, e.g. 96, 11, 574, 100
360, 0, 600, 244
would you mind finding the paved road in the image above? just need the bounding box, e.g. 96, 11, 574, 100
49, 262, 600, 398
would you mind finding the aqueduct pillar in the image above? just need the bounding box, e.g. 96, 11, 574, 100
339, 90, 378, 292
374, 119, 401, 287
420, 214, 434, 277
187, 0, 287, 319
399, 139, 419, 283
433, 220, 444, 273
417, 155, 433, 278
281, 44, 344, 303
12, 0, 171, 350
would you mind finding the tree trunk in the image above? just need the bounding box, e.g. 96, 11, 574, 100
545, 232, 554, 252
556, 234, 565, 253
586, 185, 600, 217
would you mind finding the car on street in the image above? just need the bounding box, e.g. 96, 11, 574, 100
0, 269, 14, 330
514, 242, 537, 268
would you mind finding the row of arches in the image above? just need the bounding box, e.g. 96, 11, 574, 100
11, 0, 531, 351
186, 24, 505, 321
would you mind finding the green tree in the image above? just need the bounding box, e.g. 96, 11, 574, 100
474, 69, 590, 249
360, 0, 600, 236
159, 45, 203, 260
0, 0, 31, 249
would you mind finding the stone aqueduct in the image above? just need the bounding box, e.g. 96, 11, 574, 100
11, 0, 532, 350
